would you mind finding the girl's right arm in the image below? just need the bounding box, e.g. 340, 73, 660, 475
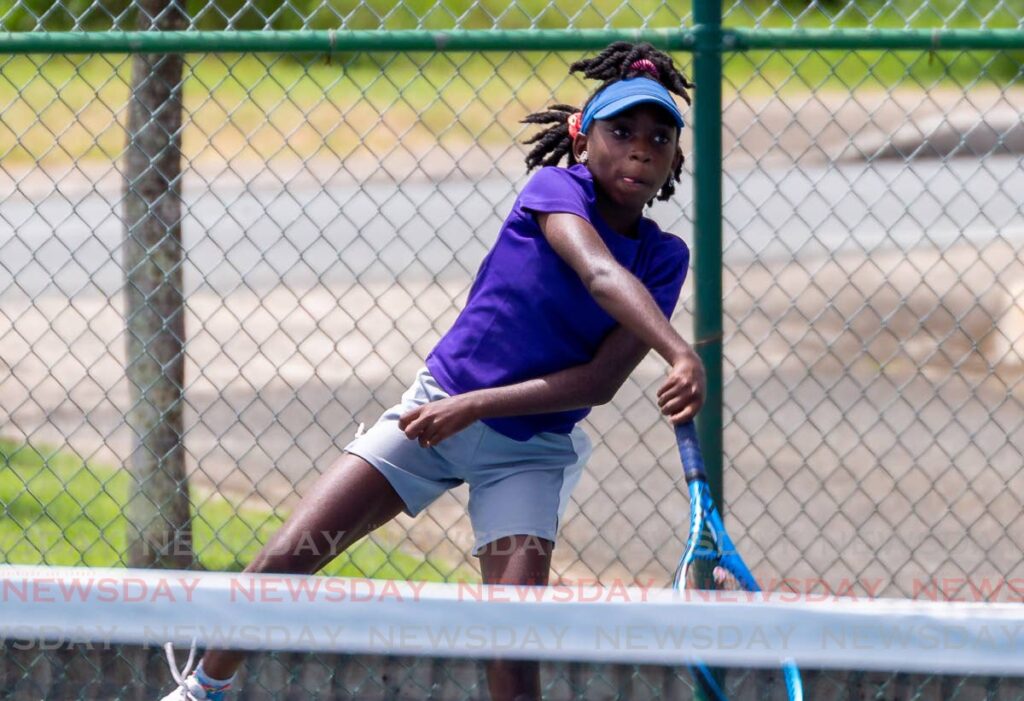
536, 211, 705, 423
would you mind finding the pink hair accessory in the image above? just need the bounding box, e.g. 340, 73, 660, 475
567, 111, 582, 139
629, 59, 659, 79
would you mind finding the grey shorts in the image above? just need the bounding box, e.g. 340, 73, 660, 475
344, 368, 591, 555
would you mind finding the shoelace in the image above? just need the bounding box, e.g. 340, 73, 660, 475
164, 639, 200, 700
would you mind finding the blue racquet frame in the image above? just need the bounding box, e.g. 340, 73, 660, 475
672, 422, 804, 701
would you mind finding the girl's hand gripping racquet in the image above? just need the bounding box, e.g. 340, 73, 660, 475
671, 422, 804, 701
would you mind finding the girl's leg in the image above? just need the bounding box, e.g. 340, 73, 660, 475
479, 535, 553, 701
199, 454, 406, 679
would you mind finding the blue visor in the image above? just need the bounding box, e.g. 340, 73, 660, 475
580, 77, 685, 134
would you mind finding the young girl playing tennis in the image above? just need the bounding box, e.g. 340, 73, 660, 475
161, 41, 704, 701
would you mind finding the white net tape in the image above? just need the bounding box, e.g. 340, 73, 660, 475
3, 565, 1024, 676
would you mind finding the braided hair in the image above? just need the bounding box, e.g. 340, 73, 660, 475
521, 42, 694, 203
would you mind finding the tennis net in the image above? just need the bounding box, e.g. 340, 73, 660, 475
3, 565, 1024, 699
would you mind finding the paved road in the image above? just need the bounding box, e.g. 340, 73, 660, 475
3, 157, 1024, 297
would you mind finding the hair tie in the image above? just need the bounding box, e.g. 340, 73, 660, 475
629, 59, 659, 80
567, 111, 582, 139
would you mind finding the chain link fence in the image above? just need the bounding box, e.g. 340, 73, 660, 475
720, 38, 1024, 601
3, 0, 1023, 32
2, 0, 1024, 698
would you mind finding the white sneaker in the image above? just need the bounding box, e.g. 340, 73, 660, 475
158, 673, 212, 701
159, 641, 230, 701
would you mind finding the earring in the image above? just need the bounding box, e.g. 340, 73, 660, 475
579, 151, 588, 164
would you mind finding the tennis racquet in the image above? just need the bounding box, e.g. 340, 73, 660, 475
671, 421, 804, 701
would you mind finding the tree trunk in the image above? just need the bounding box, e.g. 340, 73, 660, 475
122, 0, 192, 570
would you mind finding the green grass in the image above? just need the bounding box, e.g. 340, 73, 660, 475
0, 51, 583, 166
0, 7, 1021, 167
0, 438, 467, 582
720, 3, 1024, 94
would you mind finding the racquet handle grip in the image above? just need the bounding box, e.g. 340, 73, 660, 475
675, 421, 708, 484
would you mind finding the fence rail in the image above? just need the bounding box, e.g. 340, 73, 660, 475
3, 27, 1024, 55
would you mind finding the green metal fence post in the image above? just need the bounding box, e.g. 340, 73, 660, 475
693, 0, 724, 511
690, 4, 725, 698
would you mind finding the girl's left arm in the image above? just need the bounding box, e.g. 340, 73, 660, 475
398, 325, 648, 447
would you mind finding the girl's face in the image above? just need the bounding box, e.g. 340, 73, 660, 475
574, 104, 682, 213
